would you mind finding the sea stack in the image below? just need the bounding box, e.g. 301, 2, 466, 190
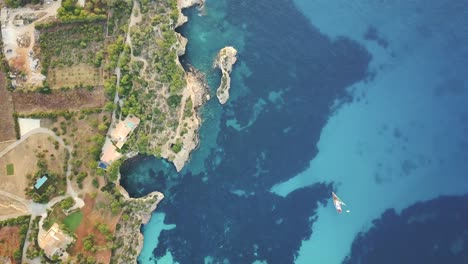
214, 46, 238, 104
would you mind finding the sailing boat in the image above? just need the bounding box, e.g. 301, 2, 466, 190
332, 192, 349, 213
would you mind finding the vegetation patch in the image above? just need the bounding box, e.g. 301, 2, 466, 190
25, 170, 66, 204
12, 88, 106, 114
37, 22, 106, 76
0, 215, 31, 263
48, 64, 109, 90
43, 203, 82, 233
58, 0, 107, 22
6, 164, 14, 175
115, 0, 191, 158
25, 216, 41, 260
63, 211, 84, 233
171, 140, 183, 154
0, 72, 17, 142
4, 0, 40, 8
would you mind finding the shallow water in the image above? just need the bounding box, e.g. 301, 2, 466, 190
120, 0, 468, 263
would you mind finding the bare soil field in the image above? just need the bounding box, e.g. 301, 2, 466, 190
0, 226, 21, 264
12, 86, 105, 115
2, 1, 63, 89
48, 64, 109, 89
0, 72, 17, 143
0, 134, 66, 198
0, 142, 15, 153
71, 194, 120, 263
0, 195, 28, 219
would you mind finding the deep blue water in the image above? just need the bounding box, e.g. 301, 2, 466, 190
120, 0, 468, 263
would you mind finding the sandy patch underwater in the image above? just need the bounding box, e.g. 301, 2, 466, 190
272, 0, 468, 263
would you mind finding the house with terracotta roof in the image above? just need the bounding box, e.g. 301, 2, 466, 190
38, 223, 74, 261
99, 115, 140, 169
100, 140, 123, 166
110, 115, 140, 149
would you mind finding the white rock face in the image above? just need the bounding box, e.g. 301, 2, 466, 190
214, 46, 238, 104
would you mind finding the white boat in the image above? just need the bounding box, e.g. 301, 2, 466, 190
332, 192, 347, 213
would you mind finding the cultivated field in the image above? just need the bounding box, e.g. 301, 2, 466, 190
0, 72, 17, 143
12, 86, 106, 114
71, 194, 121, 264
48, 64, 109, 90
35, 21, 107, 91
0, 226, 21, 264
0, 134, 66, 199
43, 204, 83, 232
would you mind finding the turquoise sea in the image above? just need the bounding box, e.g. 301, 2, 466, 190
120, 0, 468, 263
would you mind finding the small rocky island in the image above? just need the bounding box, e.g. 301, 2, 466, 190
214, 46, 238, 104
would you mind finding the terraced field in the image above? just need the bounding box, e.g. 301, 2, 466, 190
0, 72, 17, 143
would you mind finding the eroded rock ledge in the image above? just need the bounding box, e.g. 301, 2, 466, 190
111, 189, 164, 264
214, 46, 238, 104
156, 0, 208, 172
169, 67, 209, 172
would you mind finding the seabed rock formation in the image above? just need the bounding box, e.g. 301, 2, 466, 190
214, 46, 238, 104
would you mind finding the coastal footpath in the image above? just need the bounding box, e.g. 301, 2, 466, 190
0, 0, 208, 262
115, 0, 207, 262
120, 0, 208, 172
214, 46, 238, 104
161, 0, 208, 172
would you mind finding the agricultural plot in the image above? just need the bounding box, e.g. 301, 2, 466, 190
0, 226, 22, 263
6, 164, 14, 175
43, 204, 83, 233
0, 72, 17, 143
13, 87, 106, 114
36, 21, 107, 90
63, 211, 83, 232
71, 194, 121, 264
48, 64, 109, 90
0, 216, 30, 264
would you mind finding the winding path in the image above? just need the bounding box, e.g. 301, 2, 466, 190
0, 127, 82, 205
0, 127, 84, 262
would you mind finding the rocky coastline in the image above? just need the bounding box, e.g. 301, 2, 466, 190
114, 0, 207, 262
214, 46, 238, 104
170, 66, 209, 172
158, 0, 208, 172
111, 189, 164, 263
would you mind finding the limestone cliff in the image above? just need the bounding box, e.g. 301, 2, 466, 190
156, 0, 208, 172
111, 190, 164, 264
176, 0, 205, 27
168, 67, 209, 172
214, 46, 238, 104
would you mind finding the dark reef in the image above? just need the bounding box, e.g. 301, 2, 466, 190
343, 195, 468, 264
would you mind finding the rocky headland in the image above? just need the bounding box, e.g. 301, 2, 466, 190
214, 46, 238, 104
114, 0, 207, 262
157, 0, 208, 172
111, 190, 164, 263
169, 67, 209, 172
